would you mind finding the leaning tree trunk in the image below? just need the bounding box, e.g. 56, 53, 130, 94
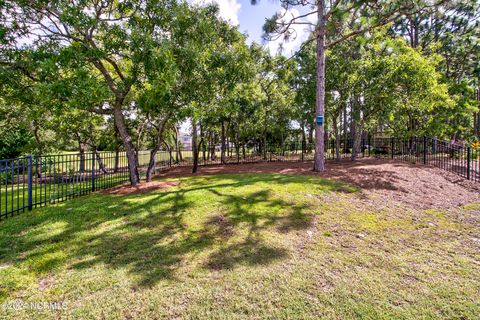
113, 100, 140, 185
313, 0, 326, 172
145, 115, 171, 182
95, 150, 108, 174
146, 146, 159, 182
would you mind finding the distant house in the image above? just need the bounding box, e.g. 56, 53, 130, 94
178, 131, 192, 150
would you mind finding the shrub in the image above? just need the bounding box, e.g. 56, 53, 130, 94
0, 171, 14, 184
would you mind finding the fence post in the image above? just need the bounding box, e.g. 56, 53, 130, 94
423, 136, 427, 164
467, 146, 471, 180
27, 155, 33, 211
391, 137, 394, 159
91, 153, 96, 192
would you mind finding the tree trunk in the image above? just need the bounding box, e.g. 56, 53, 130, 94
343, 103, 348, 154
301, 123, 306, 146
477, 113, 480, 139
135, 120, 147, 169
206, 135, 210, 160
263, 110, 268, 160
114, 149, 120, 173
351, 121, 363, 161
474, 112, 478, 138
32, 122, 43, 179
113, 100, 139, 185
235, 129, 240, 163
200, 124, 206, 162
210, 133, 216, 161
78, 141, 86, 173
168, 144, 174, 164
145, 114, 171, 182
476, 86, 480, 138
313, 0, 326, 172
174, 126, 180, 164
95, 150, 108, 174
192, 119, 199, 173
221, 120, 226, 164
333, 115, 341, 161
146, 146, 159, 182
308, 125, 314, 147
351, 99, 363, 161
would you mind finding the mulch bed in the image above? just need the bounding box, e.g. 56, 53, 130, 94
153, 159, 480, 209
102, 180, 180, 195
104, 159, 479, 209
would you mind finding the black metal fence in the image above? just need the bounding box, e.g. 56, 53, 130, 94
0, 150, 184, 220
375, 137, 480, 184
0, 137, 478, 220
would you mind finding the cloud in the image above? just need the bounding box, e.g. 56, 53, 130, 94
193, 0, 242, 26
265, 8, 316, 56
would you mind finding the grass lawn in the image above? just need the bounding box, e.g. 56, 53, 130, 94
0, 172, 479, 319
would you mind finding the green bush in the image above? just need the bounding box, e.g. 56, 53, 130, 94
0, 171, 13, 184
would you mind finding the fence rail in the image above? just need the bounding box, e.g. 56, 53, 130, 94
0, 137, 478, 220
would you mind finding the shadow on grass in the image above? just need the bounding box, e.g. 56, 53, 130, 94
0, 173, 354, 292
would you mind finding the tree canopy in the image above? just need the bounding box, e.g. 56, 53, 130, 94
0, 0, 479, 184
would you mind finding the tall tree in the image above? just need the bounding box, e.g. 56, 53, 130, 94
260, 0, 446, 171
2, 0, 183, 185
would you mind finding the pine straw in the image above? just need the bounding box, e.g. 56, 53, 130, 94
153, 159, 480, 209
102, 180, 180, 195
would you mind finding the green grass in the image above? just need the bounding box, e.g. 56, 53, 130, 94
0, 173, 479, 319
0, 172, 129, 215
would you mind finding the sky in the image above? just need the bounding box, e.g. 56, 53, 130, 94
193, 0, 316, 56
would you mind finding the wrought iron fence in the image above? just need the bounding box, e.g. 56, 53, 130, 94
371, 137, 480, 184
0, 137, 478, 220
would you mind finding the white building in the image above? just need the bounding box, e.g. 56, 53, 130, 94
178, 131, 192, 150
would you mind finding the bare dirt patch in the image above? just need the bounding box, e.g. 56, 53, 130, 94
102, 180, 179, 195
154, 159, 480, 209
38, 274, 56, 291
206, 214, 235, 239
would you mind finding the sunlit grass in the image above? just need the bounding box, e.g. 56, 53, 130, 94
0, 173, 478, 319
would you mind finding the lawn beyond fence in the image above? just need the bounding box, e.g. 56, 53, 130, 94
0, 137, 478, 220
